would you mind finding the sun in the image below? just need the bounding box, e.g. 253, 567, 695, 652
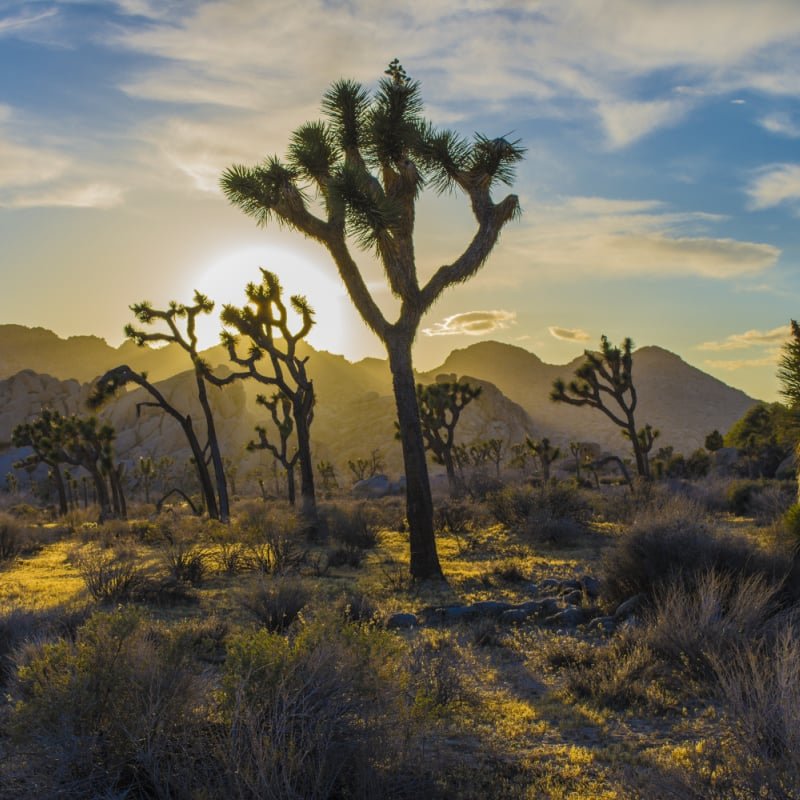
190, 245, 352, 354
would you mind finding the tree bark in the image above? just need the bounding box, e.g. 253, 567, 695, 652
181, 415, 219, 520
52, 466, 68, 516
387, 333, 443, 580
292, 392, 317, 522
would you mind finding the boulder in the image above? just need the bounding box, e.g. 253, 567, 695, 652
386, 612, 418, 630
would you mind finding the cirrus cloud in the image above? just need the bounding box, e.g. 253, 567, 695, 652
696, 324, 790, 351
548, 326, 591, 342
747, 164, 800, 211
423, 310, 516, 337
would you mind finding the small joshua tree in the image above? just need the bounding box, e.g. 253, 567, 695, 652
348, 449, 385, 483
12, 408, 69, 515
222, 61, 523, 580
248, 391, 300, 506
416, 380, 481, 495
526, 436, 560, 483
551, 335, 655, 479
218, 269, 317, 521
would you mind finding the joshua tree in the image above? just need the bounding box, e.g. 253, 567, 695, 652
777, 320, 800, 499
90, 365, 222, 520
415, 380, 481, 495
317, 460, 338, 492
551, 336, 655, 479
217, 269, 317, 521
123, 292, 231, 521
526, 436, 560, 483
247, 391, 300, 505
221, 61, 523, 580
348, 449, 385, 483
12, 408, 69, 515
15, 411, 125, 520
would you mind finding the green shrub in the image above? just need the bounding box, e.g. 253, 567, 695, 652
73, 547, 146, 603
324, 502, 381, 550
0, 512, 24, 561
727, 479, 763, 516
783, 503, 800, 541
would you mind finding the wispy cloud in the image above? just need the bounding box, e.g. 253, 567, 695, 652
5, 183, 124, 209
423, 310, 516, 337
704, 355, 780, 371
105, 0, 800, 156
747, 164, 800, 211
697, 325, 789, 351
0, 138, 68, 189
0, 9, 58, 35
502, 195, 780, 281
760, 112, 800, 137
549, 326, 591, 342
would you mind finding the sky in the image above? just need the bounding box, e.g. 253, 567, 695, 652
1, 1, 800, 401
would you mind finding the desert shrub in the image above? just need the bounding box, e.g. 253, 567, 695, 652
9, 608, 209, 798
324, 502, 381, 550
327, 544, 365, 569
748, 481, 794, 525
406, 630, 474, 715
486, 484, 537, 528
705, 623, 800, 798
0, 605, 89, 687
646, 570, 779, 677
333, 588, 377, 624
602, 496, 792, 607
727, 479, 764, 516
784, 503, 800, 541
161, 539, 208, 586
217, 612, 419, 799
72, 547, 146, 603
0, 512, 24, 560
488, 483, 588, 531
237, 504, 305, 575
240, 577, 311, 632
540, 630, 671, 714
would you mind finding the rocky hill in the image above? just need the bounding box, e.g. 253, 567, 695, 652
0, 326, 757, 487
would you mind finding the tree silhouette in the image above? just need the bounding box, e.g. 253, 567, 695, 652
526, 436, 560, 483
221, 62, 523, 580
415, 380, 481, 495
248, 391, 300, 505
90, 364, 221, 520
15, 411, 126, 520
704, 429, 724, 452
12, 408, 69, 515
348, 449, 385, 483
551, 336, 655, 479
218, 269, 317, 521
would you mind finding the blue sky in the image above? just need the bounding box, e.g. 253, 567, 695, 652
1, 0, 800, 400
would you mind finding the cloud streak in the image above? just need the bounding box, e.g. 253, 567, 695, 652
696, 325, 789, 351
549, 326, 591, 342
423, 310, 517, 337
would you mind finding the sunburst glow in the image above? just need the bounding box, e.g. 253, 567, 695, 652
192, 245, 351, 354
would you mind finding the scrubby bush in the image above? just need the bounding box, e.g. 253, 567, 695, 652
240, 578, 311, 632
784, 503, 800, 542
0, 512, 23, 560
602, 495, 795, 608
727, 479, 763, 516
9, 608, 209, 798
72, 547, 146, 603
324, 502, 381, 550
161, 539, 208, 586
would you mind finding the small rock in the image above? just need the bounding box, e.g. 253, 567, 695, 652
386, 613, 418, 630
469, 600, 514, 617
614, 594, 644, 620
588, 615, 615, 633
562, 589, 583, 606
540, 578, 560, 591
581, 575, 601, 599
433, 605, 475, 622
500, 608, 530, 625
560, 579, 583, 592
536, 597, 561, 616
546, 605, 585, 627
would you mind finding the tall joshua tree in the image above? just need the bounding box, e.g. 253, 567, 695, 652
221, 61, 523, 579
416, 380, 481, 495
777, 320, 800, 500
90, 294, 231, 521
551, 335, 654, 479
527, 436, 560, 483
217, 269, 317, 520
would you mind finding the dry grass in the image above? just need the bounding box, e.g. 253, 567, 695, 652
0, 485, 798, 798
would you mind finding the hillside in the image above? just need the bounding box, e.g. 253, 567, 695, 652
0, 327, 757, 476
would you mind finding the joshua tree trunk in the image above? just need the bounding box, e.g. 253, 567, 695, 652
196, 375, 230, 522
286, 463, 296, 506
52, 467, 68, 516
388, 333, 442, 580
293, 393, 315, 518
